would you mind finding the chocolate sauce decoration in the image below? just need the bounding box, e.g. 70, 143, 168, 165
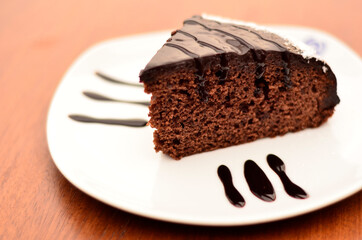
83, 91, 150, 106
244, 160, 276, 202
69, 114, 147, 127
267, 154, 308, 199
183, 18, 253, 49
175, 29, 225, 54
164, 43, 199, 58
217, 165, 245, 207
95, 71, 144, 88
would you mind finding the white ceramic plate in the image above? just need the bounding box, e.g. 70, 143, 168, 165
47, 26, 362, 226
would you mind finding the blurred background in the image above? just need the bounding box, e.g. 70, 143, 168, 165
2, 0, 361, 59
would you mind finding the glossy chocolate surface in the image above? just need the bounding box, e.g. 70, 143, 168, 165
140, 15, 301, 76
217, 165, 245, 207
267, 154, 308, 199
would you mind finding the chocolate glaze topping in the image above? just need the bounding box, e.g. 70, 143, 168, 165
140, 15, 301, 76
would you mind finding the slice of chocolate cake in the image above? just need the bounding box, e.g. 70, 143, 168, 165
140, 15, 340, 160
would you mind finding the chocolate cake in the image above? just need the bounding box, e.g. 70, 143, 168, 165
140, 15, 340, 159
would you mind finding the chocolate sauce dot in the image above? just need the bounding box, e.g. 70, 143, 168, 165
267, 154, 308, 199
217, 165, 245, 207
244, 160, 276, 202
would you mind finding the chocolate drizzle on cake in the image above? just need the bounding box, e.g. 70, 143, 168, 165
183, 19, 254, 49
267, 154, 308, 199
251, 50, 268, 99
164, 43, 199, 58
141, 15, 294, 72
194, 59, 208, 102
231, 24, 287, 50
281, 52, 292, 89
216, 54, 229, 85
217, 165, 245, 207
175, 30, 225, 54
170, 28, 229, 100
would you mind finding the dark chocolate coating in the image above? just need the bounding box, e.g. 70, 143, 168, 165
140, 16, 300, 76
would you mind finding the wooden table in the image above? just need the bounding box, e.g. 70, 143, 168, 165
1, 0, 361, 239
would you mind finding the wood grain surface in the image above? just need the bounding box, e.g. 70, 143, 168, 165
0, 0, 361, 239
